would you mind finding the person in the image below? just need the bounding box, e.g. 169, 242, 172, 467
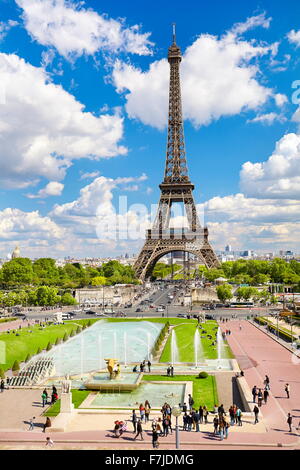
223, 416, 230, 439
203, 406, 209, 424
229, 406, 235, 426
187, 413, 193, 432
167, 366, 171, 377
264, 375, 270, 390
252, 386, 257, 403
218, 404, 225, 417
194, 410, 200, 432
263, 388, 269, 404
170, 366, 174, 377
257, 389, 263, 407
182, 402, 187, 413
199, 406, 203, 424
131, 410, 137, 433
253, 405, 259, 424
188, 394, 194, 411
162, 416, 169, 436
52, 385, 57, 395
42, 390, 47, 408
285, 383, 290, 399
147, 360, 151, 373
28, 417, 35, 431
139, 403, 145, 422
114, 421, 121, 438
183, 413, 188, 431
145, 400, 151, 423
0, 380, 4, 393
236, 408, 242, 426
133, 420, 143, 440
213, 416, 219, 435
51, 391, 58, 404
219, 416, 225, 440
133, 365, 138, 373
287, 413, 293, 432
45, 437, 54, 448
43, 417, 51, 433
152, 429, 159, 448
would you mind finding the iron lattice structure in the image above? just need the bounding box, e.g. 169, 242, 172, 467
134, 29, 220, 281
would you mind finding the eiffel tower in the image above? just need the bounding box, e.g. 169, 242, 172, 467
134, 26, 220, 281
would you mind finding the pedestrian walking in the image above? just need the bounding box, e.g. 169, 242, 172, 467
183, 412, 188, 431
131, 410, 137, 433
263, 388, 269, 404
194, 411, 200, 432
253, 405, 259, 424
203, 406, 209, 424
42, 391, 47, 407
147, 360, 151, 373
45, 437, 54, 448
152, 429, 159, 448
252, 386, 257, 403
264, 375, 270, 390
0, 379, 5, 393
285, 383, 290, 399
223, 417, 230, 439
133, 420, 144, 440
199, 406, 203, 424
287, 413, 293, 432
170, 366, 174, 377
257, 389, 263, 407
145, 400, 151, 423
28, 417, 35, 431
139, 403, 145, 422
213, 416, 219, 435
229, 406, 235, 426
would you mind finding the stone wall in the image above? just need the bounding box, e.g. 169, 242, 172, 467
191, 287, 219, 304
75, 285, 143, 307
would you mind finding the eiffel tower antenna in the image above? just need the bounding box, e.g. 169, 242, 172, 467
134, 29, 220, 281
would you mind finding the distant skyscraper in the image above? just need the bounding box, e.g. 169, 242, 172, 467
225, 245, 232, 252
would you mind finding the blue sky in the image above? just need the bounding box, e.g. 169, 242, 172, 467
0, 0, 300, 259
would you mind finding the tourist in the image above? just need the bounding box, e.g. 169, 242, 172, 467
188, 394, 194, 411
167, 366, 171, 377
42, 390, 48, 407
199, 406, 203, 424
167, 414, 173, 434
133, 420, 144, 441
187, 413, 192, 432
263, 388, 269, 404
257, 389, 263, 407
43, 388, 48, 404
213, 416, 219, 435
252, 386, 257, 403
147, 360, 151, 373
43, 417, 52, 433
236, 408, 242, 426
152, 429, 159, 448
28, 417, 35, 431
229, 406, 235, 426
52, 385, 57, 395
139, 403, 145, 422
223, 416, 230, 439
0, 380, 5, 393
51, 391, 58, 404
264, 375, 270, 390
253, 405, 259, 424
170, 366, 174, 377
45, 437, 54, 448
287, 413, 293, 432
131, 410, 137, 433
162, 416, 170, 436
182, 402, 187, 413
218, 404, 226, 417
145, 400, 151, 422
285, 383, 290, 399
194, 410, 200, 432
183, 413, 188, 431
214, 404, 218, 414
133, 365, 138, 373
203, 406, 209, 424
114, 421, 121, 438
219, 417, 225, 440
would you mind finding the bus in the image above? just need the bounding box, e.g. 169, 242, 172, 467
229, 302, 254, 308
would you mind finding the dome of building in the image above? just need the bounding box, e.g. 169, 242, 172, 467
12, 245, 20, 259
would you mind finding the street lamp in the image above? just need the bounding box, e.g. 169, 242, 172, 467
172, 405, 182, 450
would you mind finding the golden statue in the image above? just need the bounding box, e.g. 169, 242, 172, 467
105, 359, 121, 380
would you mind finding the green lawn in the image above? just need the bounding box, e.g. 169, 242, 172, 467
0, 319, 98, 371
160, 321, 234, 362
143, 374, 218, 411
44, 390, 90, 417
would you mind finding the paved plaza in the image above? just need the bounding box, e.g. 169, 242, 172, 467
0, 319, 299, 450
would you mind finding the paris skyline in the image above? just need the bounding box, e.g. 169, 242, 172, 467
0, 0, 300, 259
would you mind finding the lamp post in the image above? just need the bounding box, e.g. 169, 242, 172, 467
172, 406, 182, 450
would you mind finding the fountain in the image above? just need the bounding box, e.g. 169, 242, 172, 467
171, 329, 179, 366
194, 328, 204, 368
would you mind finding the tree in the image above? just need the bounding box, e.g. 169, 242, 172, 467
61, 292, 77, 306
46, 342, 52, 351
216, 284, 233, 303
91, 276, 107, 287
12, 360, 20, 372
32, 258, 59, 285
2, 258, 34, 286
0, 368, 5, 379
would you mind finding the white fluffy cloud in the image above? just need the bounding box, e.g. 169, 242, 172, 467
113, 17, 278, 129
0, 208, 64, 241
0, 53, 126, 188
0, 19, 18, 41
247, 112, 287, 125
240, 133, 300, 198
26, 181, 64, 199
287, 29, 300, 48
16, 0, 153, 59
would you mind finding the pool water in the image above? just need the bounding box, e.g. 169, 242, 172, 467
90, 383, 186, 408
43, 321, 163, 376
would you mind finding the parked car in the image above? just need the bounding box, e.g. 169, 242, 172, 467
177, 314, 187, 318
85, 310, 97, 315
